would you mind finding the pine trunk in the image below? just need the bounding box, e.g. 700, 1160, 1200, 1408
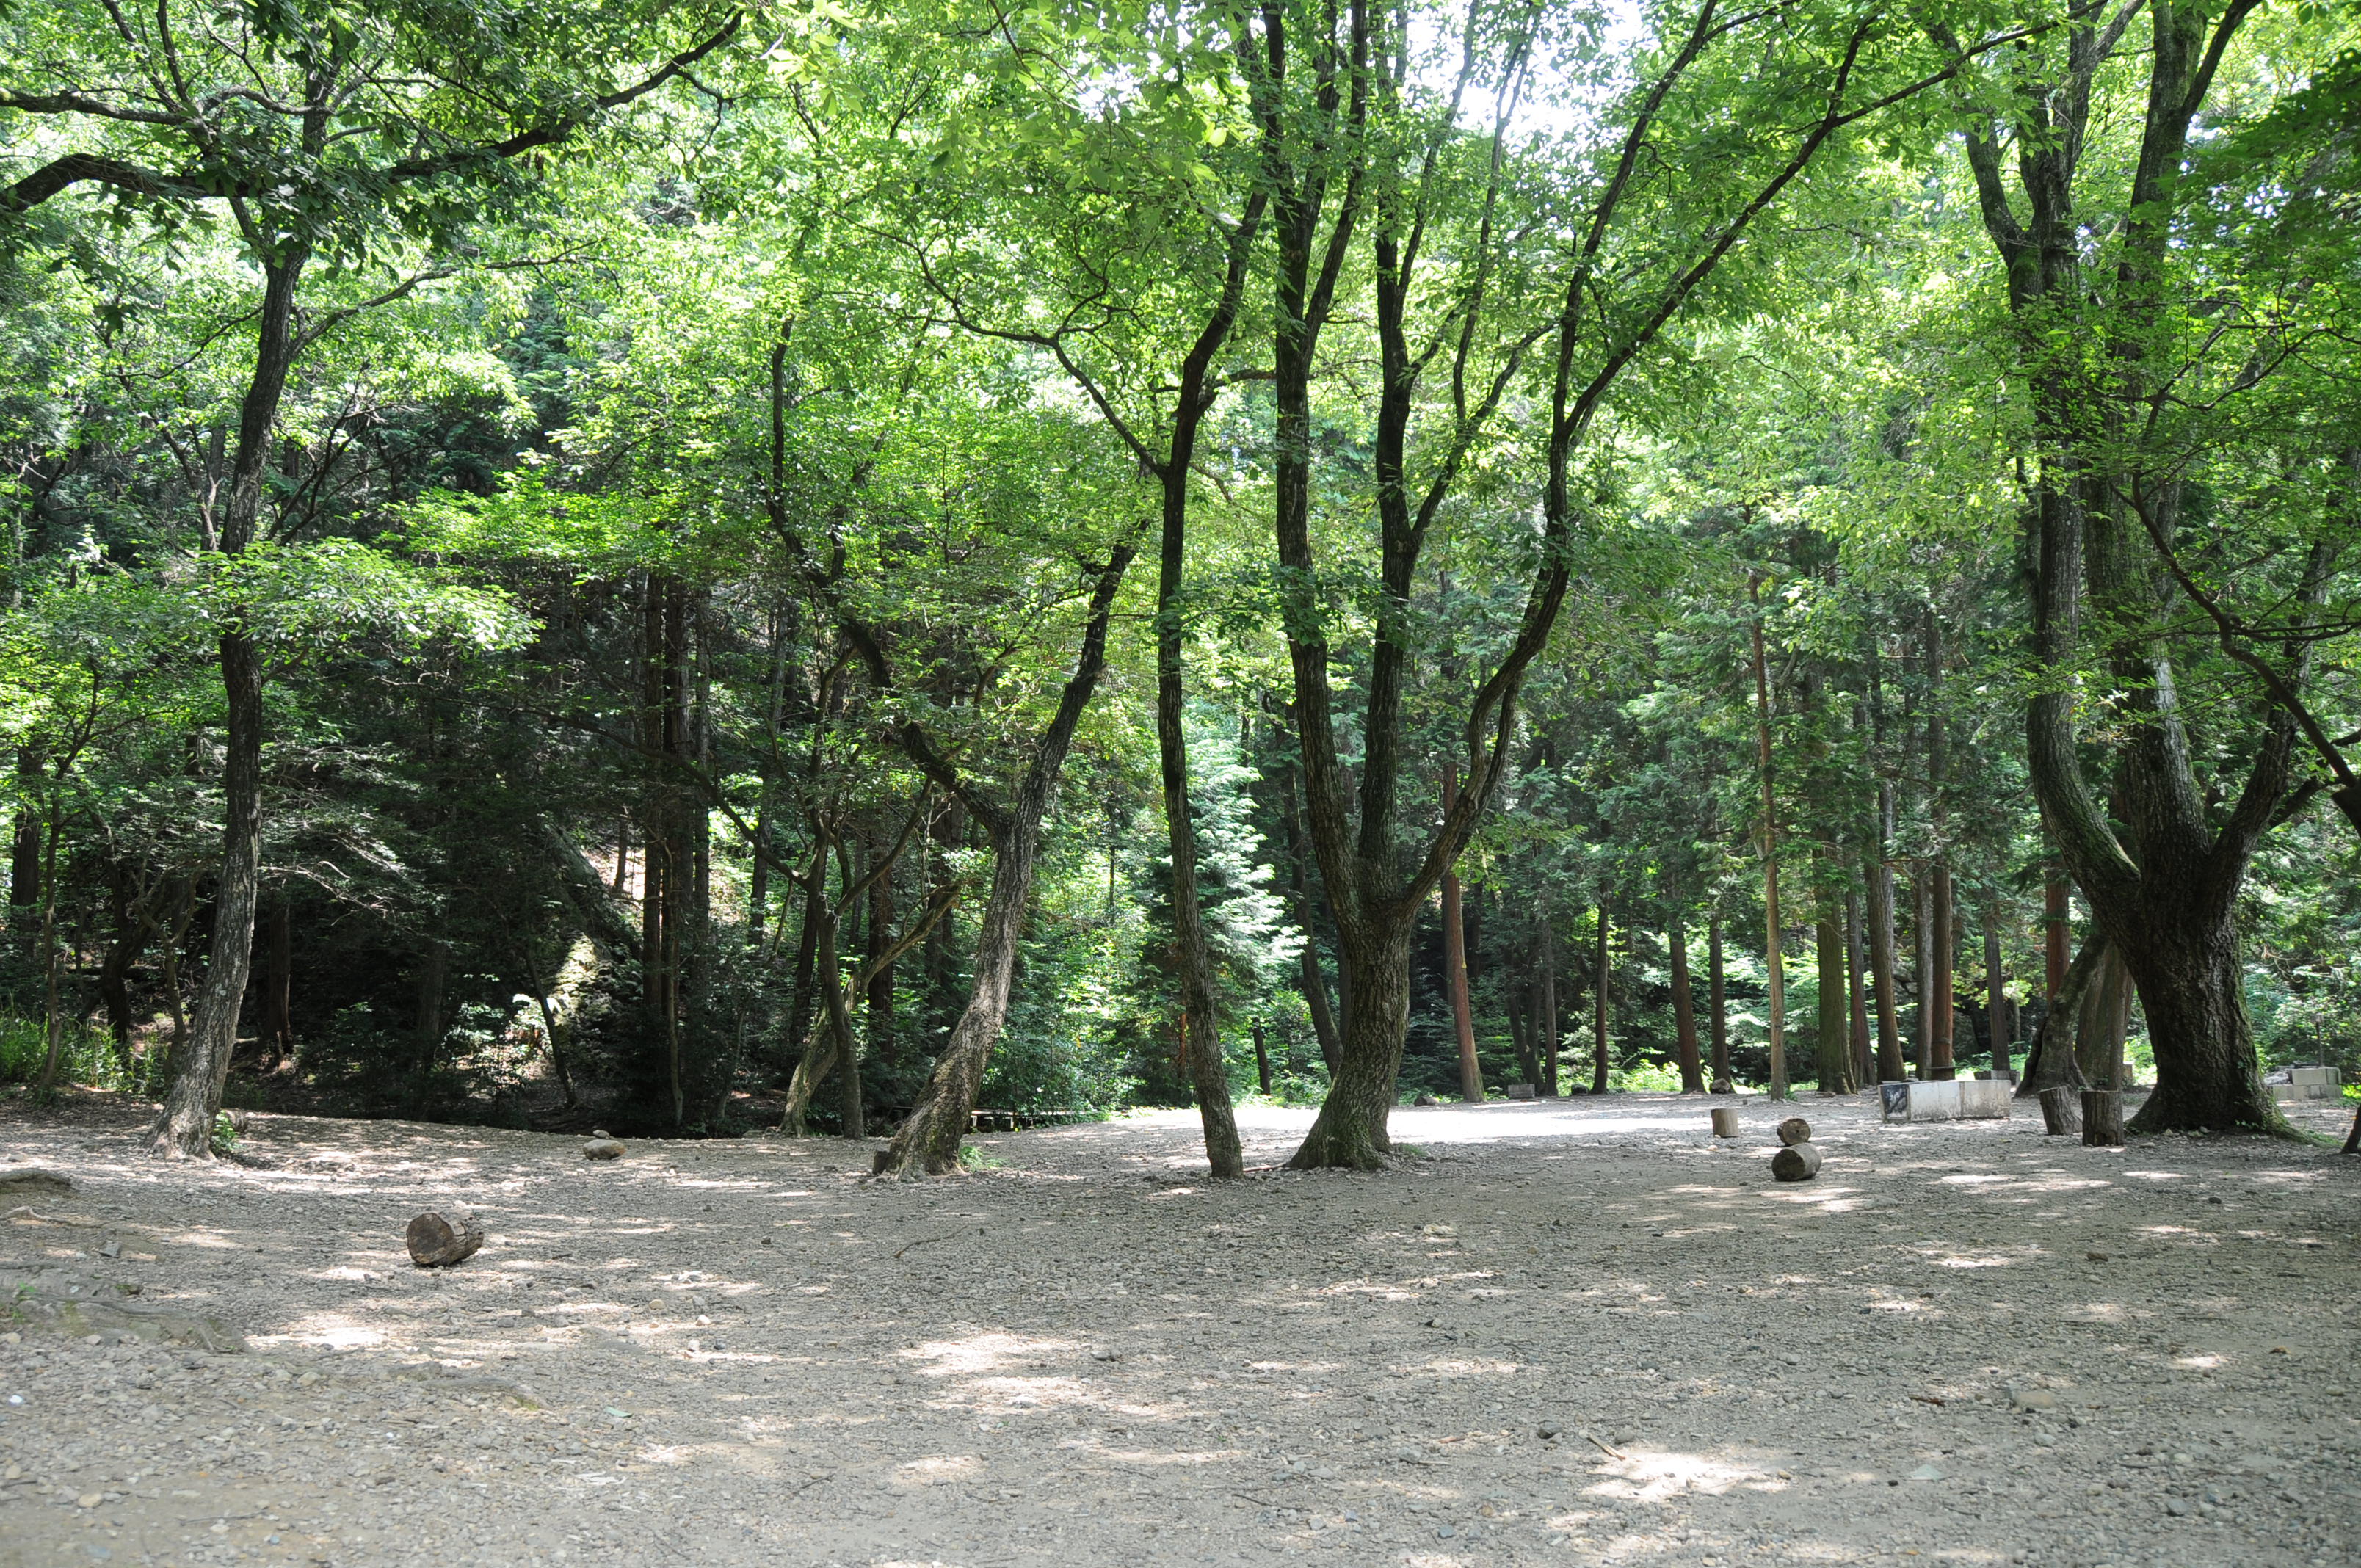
1669, 910, 1702, 1093
1590, 908, 1611, 1095
1707, 912, 1730, 1088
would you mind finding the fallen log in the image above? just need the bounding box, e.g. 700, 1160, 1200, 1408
1777, 1117, 1812, 1146
406, 1208, 484, 1268
1771, 1141, 1822, 1182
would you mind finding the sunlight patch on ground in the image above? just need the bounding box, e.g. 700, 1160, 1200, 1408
903, 1330, 1078, 1376
1582, 1446, 1779, 1501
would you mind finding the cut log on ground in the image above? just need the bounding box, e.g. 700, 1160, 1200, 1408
2080, 1089, 2125, 1147
1711, 1108, 1739, 1138
2039, 1086, 2082, 1139
1771, 1141, 1821, 1182
406, 1208, 484, 1268
1777, 1117, 1812, 1146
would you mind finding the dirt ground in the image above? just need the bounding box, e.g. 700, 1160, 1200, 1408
1, 1089, 2356, 1568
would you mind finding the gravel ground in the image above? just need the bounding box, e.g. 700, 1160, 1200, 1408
1, 1089, 2357, 1568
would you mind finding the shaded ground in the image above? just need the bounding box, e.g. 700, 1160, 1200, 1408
1, 1089, 2357, 1568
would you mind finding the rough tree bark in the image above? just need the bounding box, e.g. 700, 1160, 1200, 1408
1708, 912, 1730, 1088
1443, 770, 1484, 1103
1590, 908, 1611, 1095
1669, 906, 1703, 1093
1941, 1, 2292, 1133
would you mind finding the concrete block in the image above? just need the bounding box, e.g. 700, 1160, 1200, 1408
2289, 1065, 2340, 1086
1957, 1079, 2012, 1119
1506, 1083, 1535, 1100
1882, 1079, 1961, 1122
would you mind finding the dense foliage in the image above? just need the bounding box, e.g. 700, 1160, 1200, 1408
2, 0, 2354, 1161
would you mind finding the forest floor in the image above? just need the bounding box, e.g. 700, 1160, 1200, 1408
0, 1089, 2356, 1568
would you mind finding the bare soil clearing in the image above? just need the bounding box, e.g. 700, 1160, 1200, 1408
1, 1092, 2356, 1568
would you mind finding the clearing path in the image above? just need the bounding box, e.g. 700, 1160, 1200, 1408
1, 1091, 2357, 1568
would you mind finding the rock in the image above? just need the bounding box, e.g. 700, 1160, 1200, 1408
1777, 1117, 1813, 1145
1771, 1141, 1821, 1182
2009, 1387, 2056, 1411
2166, 1498, 2189, 1517
405, 1208, 485, 1268
0, 1267, 245, 1352
0, 1168, 73, 1198
1909, 1464, 1945, 1481
1413, 1094, 1438, 1107
583, 1139, 626, 1160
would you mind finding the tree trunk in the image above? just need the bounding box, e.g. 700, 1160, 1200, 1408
264, 892, 292, 1069
2075, 941, 2133, 1091
411, 940, 446, 1115
1816, 894, 1855, 1093
1748, 581, 1788, 1098
866, 830, 896, 1067
8, 748, 39, 929
1912, 868, 1935, 1079
1288, 923, 1415, 1169
871, 548, 1135, 1177
1930, 860, 1956, 1078
1282, 763, 1343, 1074
1669, 909, 1702, 1093
1537, 912, 1561, 1097
1984, 905, 2010, 1078
1508, 946, 1542, 1091
1868, 781, 1904, 1081
1845, 885, 1872, 1086
153, 631, 267, 1155
1442, 772, 1483, 1104
2020, 931, 2104, 1098
1707, 912, 1730, 1089
95, 865, 143, 1050
1590, 907, 1611, 1095
2044, 870, 2070, 1008
1252, 1020, 1273, 1095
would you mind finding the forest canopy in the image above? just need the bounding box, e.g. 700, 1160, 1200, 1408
1, 0, 2356, 1169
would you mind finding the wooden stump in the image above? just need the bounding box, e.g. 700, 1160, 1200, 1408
406, 1208, 484, 1268
1777, 1117, 1813, 1146
1711, 1108, 1740, 1139
2080, 1090, 2125, 1147
2038, 1086, 2082, 1139
1771, 1141, 1822, 1182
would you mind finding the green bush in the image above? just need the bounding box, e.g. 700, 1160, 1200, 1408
0, 1014, 154, 1094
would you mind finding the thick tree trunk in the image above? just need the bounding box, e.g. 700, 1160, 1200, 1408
1442, 774, 1482, 1103
1816, 897, 1856, 1093
2075, 940, 2134, 1091
1669, 910, 1702, 1093
1288, 923, 1414, 1169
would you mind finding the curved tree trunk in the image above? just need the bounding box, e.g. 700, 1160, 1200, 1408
151, 254, 302, 1160
2019, 930, 2103, 1099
